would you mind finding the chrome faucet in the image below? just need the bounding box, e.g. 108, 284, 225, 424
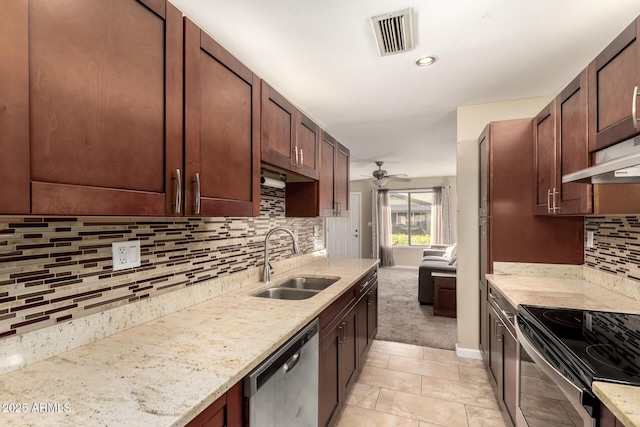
263, 227, 300, 283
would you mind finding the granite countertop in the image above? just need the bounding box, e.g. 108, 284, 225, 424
0, 257, 378, 427
487, 273, 640, 427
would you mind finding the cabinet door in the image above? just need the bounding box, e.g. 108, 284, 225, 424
0, 1, 29, 213
367, 283, 378, 343
533, 101, 557, 216
356, 295, 368, 368
319, 132, 337, 215
335, 143, 350, 216
556, 70, 592, 215
478, 126, 490, 217
488, 307, 503, 398
7, 0, 183, 215
186, 382, 242, 427
503, 329, 517, 425
339, 307, 358, 398
261, 81, 297, 171
296, 112, 320, 179
319, 325, 341, 427
184, 19, 260, 217
589, 17, 640, 150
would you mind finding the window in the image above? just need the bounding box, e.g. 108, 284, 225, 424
390, 191, 433, 246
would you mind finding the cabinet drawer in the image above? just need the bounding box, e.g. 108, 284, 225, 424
320, 286, 356, 337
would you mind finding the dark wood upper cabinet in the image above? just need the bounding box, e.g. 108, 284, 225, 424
296, 112, 321, 180
533, 101, 557, 215
335, 142, 350, 215
482, 119, 584, 266
0, 0, 184, 215
318, 131, 350, 216
534, 71, 592, 216
286, 130, 349, 217
0, 1, 30, 214
261, 81, 297, 171
319, 132, 338, 215
556, 70, 592, 214
261, 82, 320, 180
588, 17, 640, 151
184, 18, 260, 217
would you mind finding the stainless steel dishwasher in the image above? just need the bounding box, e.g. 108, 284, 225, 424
244, 319, 319, 427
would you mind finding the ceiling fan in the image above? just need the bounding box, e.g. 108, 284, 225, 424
368, 161, 410, 188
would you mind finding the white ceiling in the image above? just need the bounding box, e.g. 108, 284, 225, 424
169, 0, 640, 181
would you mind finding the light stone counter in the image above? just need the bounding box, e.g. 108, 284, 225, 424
0, 257, 378, 427
488, 270, 640, 427
487, 274, 640, 315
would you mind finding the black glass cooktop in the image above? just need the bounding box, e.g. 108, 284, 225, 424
518, 305, 640, 387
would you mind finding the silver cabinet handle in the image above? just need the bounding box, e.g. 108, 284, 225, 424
293, 146, 299, 168
547, 188, 552, 214
193, 173, 201, 215
299, 148, 304, 168
496, 321, 503, 342
173, 169, 182, 214
633, 86, 639, 130
552, 187, 560, 213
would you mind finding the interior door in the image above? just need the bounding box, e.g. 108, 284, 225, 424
326, 193, 361, 258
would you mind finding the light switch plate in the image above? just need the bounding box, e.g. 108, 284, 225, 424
112, 240, 141, 271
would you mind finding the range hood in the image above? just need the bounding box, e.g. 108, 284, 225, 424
562, 136, 640, 184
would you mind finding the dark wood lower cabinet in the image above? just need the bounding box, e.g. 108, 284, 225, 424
599, 403, 624, 427
186, 382, 242, 427
487, 288, 517, 426
319, 267, 378, 427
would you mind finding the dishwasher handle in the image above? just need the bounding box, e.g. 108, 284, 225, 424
244, 318, 319, 397
283, 351, 301, 373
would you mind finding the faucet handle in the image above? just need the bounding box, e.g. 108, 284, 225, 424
268, 262, 274, 275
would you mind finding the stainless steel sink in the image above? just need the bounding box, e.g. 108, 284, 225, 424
277, 276, 339, 291
252, 276, 340, 299
252, 287, 318, 300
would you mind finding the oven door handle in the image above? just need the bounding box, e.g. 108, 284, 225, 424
516, 320, 596, 427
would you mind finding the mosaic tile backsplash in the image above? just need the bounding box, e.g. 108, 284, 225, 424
585, 216, 640, 281
0, 188, 324, 339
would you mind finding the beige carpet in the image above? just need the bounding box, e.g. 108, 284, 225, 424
375, 267, 458, 350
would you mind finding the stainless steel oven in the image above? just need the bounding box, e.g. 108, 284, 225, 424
516, 305, 640, 427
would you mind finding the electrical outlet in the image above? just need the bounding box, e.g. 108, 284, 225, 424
112, 240, 141, 271
313, 225, 320, 237
586, 231, 594, 249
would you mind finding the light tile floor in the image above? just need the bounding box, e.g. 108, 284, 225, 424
335, 340, 510, 427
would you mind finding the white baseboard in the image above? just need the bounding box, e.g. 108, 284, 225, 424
455, 344, 483, 360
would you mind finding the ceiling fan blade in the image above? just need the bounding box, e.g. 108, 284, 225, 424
387, 174, 408, 178
389, 176, 411, 182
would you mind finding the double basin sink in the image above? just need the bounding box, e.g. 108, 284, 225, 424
253, 276, 340, 300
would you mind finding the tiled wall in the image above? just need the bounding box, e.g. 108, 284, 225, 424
585, 216, 640, 281
0, 188, 324, 339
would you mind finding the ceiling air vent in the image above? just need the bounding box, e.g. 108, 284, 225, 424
371, 8, 414, 57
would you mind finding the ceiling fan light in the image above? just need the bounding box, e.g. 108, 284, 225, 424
372, 177, 390, 187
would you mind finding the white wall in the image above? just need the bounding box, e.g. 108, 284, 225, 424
455, 96, 553, 353
350, 176, 457, 263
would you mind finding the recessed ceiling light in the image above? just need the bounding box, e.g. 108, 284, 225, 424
416, 56, 437, 67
